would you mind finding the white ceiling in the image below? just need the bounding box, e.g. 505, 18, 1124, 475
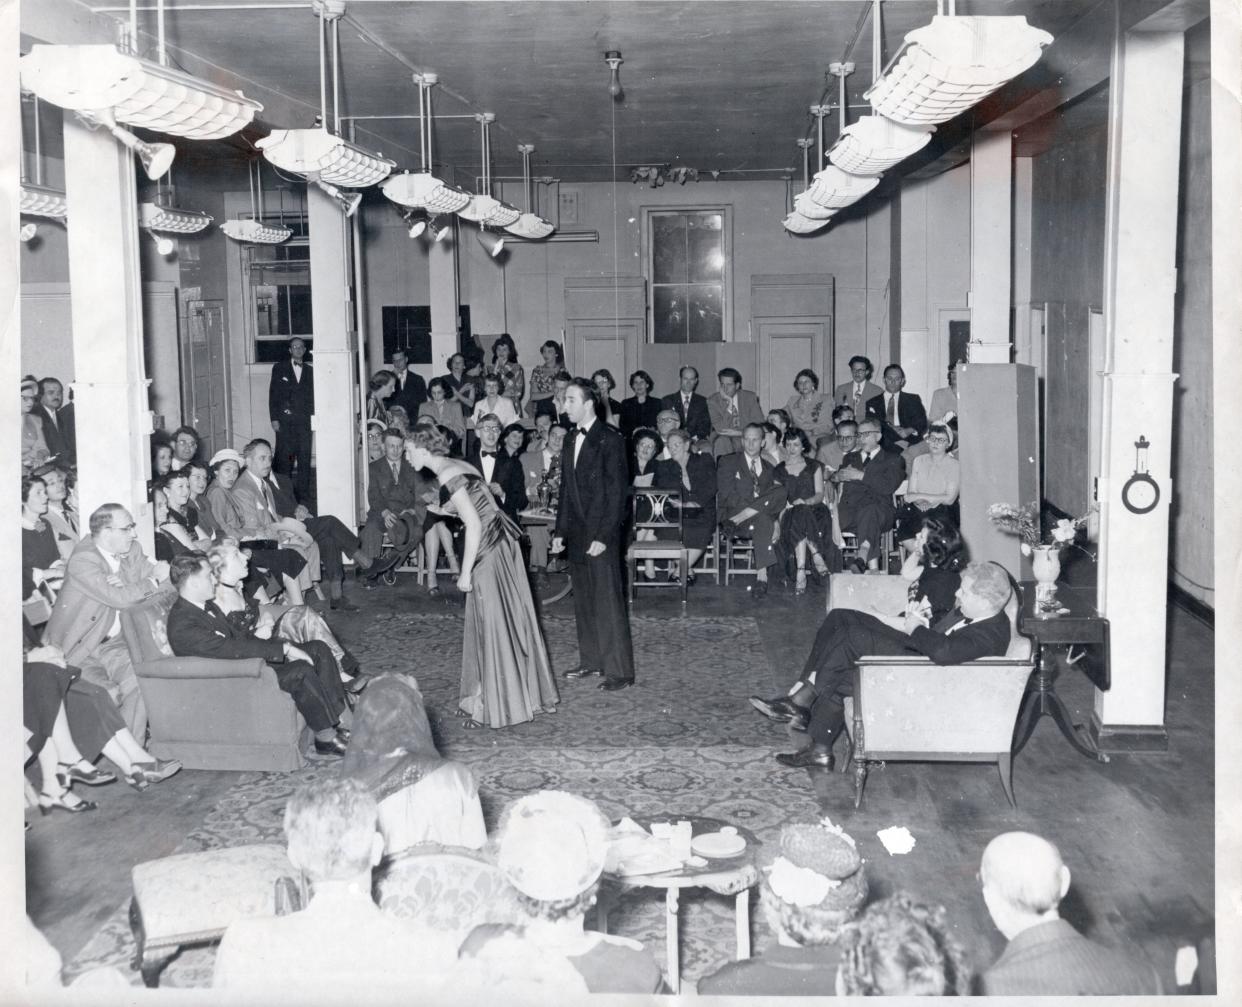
68, 0, 1098, 183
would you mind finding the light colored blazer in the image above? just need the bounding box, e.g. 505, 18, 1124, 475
706, 389, 765, 436
45, 538, 164, 666
231, 470, 281, 538
45, 505, 80, 561
832, 380, 884, 414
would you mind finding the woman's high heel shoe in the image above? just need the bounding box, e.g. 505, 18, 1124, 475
795, 570, 808, 596
56, 762, 116, 787
39, 791, 98, 816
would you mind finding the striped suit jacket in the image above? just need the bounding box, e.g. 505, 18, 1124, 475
980, 919, 1163, 996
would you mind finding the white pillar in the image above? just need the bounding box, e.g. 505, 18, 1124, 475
1011, 157, 1037, 367
967, 129, 1014, 363
429, 220, 460, 372
1093, 29, 1185, 751
62, 111, 155, 546
307, 184, 357, 522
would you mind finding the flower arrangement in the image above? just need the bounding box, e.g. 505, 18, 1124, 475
987, 501, 1091, 557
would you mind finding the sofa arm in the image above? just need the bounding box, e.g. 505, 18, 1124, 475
136, 656, 268, 681
855, 656, 1033, 668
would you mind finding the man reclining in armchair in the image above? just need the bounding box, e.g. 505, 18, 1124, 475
753, 561, 1013, 770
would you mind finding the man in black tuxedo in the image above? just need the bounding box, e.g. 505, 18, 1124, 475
552, 379, 635, 691
268, 336, 315, 504
661, 366, 713, 448
865, 364, 928, 454
360, 428, 426, 572
165, 554, 350, 756
757, 561, 1013, 768
716, 423, 788, 597
34, 376, 74, 465
388, 348, 428, 417
831, 418, 906, 571
465, 412, 527, 523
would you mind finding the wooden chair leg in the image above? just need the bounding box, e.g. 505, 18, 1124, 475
681, 549, 688, 603
853, 760, 868, 809
997, 753, 1017, 807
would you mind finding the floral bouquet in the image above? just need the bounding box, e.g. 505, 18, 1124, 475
987, 501, 1090, 557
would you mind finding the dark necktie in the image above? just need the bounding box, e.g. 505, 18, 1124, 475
390, 461, 400, 481
887, 395, 897, 424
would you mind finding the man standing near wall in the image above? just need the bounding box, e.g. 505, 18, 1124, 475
269, 337, 315, 505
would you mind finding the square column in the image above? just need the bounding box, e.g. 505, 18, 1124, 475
307, 185, 357, 522
1093, 29, 1185, 751
968, 129, 1014, 363
62, 111, 154, 544
429, 220, 460, 372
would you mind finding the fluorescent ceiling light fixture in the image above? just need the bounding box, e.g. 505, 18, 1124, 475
865, 15, 1053, 127
507, 229, 598, 244
793, 191, 838, 221
383, 171, 472, 214
804, 165, 880, 210
139, 201, 212, 233
20, 184, 68, 221
506, 212, 555, 240
20, 44, 261, 139
257, 128, 394, 188
457, 194, 520, 228
782, 211, 830, 235
221, 219, 292, 244
828, 116, 934, 175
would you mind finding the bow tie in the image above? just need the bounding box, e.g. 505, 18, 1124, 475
481, 451, 497, 458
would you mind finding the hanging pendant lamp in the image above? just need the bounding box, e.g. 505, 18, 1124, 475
457, 113, 520, 227
505, 143, 555, 239
382, 73, 472, 214
222, 160, 292, 244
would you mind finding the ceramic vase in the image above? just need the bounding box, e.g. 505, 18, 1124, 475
1031, 544, 1061, 608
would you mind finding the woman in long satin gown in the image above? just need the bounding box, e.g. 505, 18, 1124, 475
404, 425, 559, 729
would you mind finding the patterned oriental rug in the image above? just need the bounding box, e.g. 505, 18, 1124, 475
66, 615, 819, 988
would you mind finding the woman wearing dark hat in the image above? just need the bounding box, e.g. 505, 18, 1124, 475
698, 819, 868, 996
341, 674, 485, 855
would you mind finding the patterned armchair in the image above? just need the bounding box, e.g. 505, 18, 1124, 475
121, 591, 308, 771
832, 574, 1035, 807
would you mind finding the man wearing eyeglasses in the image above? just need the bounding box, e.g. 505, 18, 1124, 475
46, 503, 171, 742
830, 419, 905, 573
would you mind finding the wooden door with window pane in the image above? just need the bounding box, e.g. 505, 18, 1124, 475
181, 299, 229, 458
751, 274, 834, 410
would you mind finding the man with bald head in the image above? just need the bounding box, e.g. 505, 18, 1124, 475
978, 831, 1162, 995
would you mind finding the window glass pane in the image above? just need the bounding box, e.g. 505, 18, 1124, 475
652, 214, 687, 284
687, 213, 724, 282
287, 286, 313, 335
653, 286, 687, 344
687, 285, 723, 343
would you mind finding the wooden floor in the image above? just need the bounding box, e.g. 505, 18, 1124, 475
25, 571, 1215, 991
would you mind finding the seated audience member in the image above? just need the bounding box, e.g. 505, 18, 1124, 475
208, 539, 366, 696
699, 820, 867, 995
521, 423, 567, 568
619, 369, 662, 440
786, 369, 834, 445
366, 418, 387, 462
341, 674, 486, 854
387, 348, 428, 417
661, 365, 713, 448
234, 439, 323, 581
360, 428, 426, 572
831, 419, 905, 572
214, 777, 457, 995
717, 423, 788, 597
866, 364, 928, 455
33, 465, 79, 560
501, 422, 528, 460
366, 369, 397, 427
758, 561, 1013, 767
894, 423, 960, 535
653, 428, 717, 582
530, 411, 554, 452
591, 368, 622, 427
630, 427, 663, 581
525, 339, 564, 417
533, 369, 572, 426
25, 651, 96, 814
151, 485, 193, 562
169, 425, 201, 471
166, 554, 350, 757
837, 891, 972, 996
466, 413, 528, 523
22, 476, 65, 607
418, 377, 466, 443
441, 351, 479, 413
654, 409, 680, 460
21, 376, 51, 475
185, 461, 217, 536
977, 831, 1163, 995
707, 367, 765, 459
490, 333, 525, 411
150, 436, 173, 484
773, 429, 835, 592
766, 407, 792, 438
475, 791, 667, 994
244, 437, 370, 610
760, 421, 783, 467
387, 404, 412, 437
206, 448, 309, 605
929, 361, 959, 425
833, 354, 883, 417
471, 372, 521, 429
44, 504, 170, 741
817, 418, 859, 477
898, 515, 967, 626
33, 377, 73, 465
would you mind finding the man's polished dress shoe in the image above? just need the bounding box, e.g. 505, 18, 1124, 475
563, 666, 604, 681
775, 747, 835, 770
313, 735, 348, 757
345, 675, 369, 696
599, 679, 635, 692
749, 695, 810, 730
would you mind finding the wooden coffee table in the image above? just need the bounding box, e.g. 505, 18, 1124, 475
596, 815, 760, 994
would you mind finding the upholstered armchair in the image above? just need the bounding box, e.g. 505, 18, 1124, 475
121, 591, 308, 771
373, 844, 524, 938
831, 574, 1034, 807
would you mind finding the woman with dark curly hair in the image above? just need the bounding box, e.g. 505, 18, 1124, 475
489, 334, 525, 411
366, 369, 397, 427
619, 370, 662, 439
591, 368, 622, 427
404, 425, 558, 728
786, 369, 834, 444
899, 513, 967, 627
773, 428, 837, 593
836, 891, 972, 996
526, 340, 563, 417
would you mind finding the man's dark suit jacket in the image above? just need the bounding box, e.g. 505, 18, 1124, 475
32, 403, 71, 462
906, 607, 1011, 663
653, 453, 718, 533
980, 918, 1163, 996
865, 390, 928, 452
366, 456, 424, 521
268, 359, 314, 428
661, 392, 713, 442
166, 595, 285, 664
262, 470, 300, 519
837, 447, 906, 515
555, 420, 629, 562
716, 451, 784, 523
465, 446, 527, 522
389, 369, 428, 417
